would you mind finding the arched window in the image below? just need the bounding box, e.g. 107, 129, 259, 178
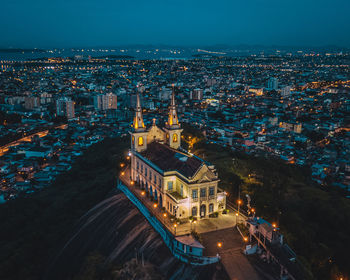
192, 206, 197, 217
209, 203, 214, 213
173, 133, 178, 142
138, 136, 144, 146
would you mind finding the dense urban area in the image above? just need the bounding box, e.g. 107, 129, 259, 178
1, 51, 349, 203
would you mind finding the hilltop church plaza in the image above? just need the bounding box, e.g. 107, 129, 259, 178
120, 88, 241, 235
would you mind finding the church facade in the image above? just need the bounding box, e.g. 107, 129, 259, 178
130, 89, 226, 219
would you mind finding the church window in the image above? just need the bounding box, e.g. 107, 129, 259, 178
200, 188, 206, 198
209, 187, 215, 196
192, 190, 198, 199
168, 181, 173, 191
173, 133, 178, 142
138, 136, 144, 146
209, 203, 214, 213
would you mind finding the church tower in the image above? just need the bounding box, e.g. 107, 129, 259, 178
164, 85, 183, 149
130, 92, 148, 152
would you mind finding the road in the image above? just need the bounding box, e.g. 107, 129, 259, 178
201, 228, 261, 280
0, 123, 67, 156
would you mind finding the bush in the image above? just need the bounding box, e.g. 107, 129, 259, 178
209, 212, 219, 218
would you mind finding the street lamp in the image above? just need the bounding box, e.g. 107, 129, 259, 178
153, 203, 158, 208
237, 199, 242, 224
174, 224, 177, 235
217, 242, 222, 248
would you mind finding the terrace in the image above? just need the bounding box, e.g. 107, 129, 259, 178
119, 165, 242, 236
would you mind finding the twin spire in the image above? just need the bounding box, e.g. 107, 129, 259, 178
133, 91, 145, 131
167, 85, 180, 128
133, 85, 179, 131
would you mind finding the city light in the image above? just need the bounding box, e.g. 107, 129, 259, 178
153, 203, 158, 208
217, 242, 222, 248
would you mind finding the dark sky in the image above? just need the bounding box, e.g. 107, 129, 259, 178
1, 0, 350, 48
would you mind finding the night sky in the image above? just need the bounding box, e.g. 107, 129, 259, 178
1, 0, 350, 48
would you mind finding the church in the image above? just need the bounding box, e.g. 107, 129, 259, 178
130, 88, 226, 219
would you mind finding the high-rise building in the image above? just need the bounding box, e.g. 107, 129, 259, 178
267, 77, 278, 90
94, 93, 118, 111
24, 96, 40, 110
56, 97, 75, 119
190, 88, 203, 100
281, 86, 291, 97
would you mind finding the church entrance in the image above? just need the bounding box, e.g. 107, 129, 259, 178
200, 204, 206, 218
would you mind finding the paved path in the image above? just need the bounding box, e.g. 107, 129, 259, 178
201, 228, 261, 280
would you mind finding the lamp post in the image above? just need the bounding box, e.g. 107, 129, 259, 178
237, 199, 242, 224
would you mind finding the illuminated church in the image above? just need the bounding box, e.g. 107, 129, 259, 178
130, 89, 226, 219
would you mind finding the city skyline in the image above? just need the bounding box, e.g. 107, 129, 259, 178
1, 0, 350, 48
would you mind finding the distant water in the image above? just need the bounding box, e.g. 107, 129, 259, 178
0, 49, 195, 61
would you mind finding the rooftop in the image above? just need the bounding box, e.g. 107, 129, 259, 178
140, 141, 203, 178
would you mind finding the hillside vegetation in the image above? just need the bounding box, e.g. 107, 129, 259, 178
182, 124, 350, 280
0, 137, 129, 280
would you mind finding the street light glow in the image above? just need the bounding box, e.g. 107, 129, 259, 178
217, 242, 222, 248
